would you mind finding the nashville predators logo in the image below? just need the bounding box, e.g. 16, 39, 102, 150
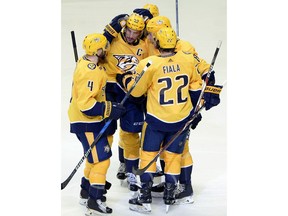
113, 54, 139, 73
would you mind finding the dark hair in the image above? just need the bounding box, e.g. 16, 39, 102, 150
156, 40, 176, 53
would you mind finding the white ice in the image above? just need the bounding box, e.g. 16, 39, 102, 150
61, 0, 227, 215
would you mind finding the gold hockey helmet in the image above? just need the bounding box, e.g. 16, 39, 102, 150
82, 33, 109, 56
143, 4, 159, 17
146, 16, 172, 34
155, 27, 177, 49
126, 13, 145, 31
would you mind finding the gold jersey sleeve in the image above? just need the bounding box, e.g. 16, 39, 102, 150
176, 39, 210, 76
128, 51, 202, 129
103, 33, 149, 82
68, 57, 107, 125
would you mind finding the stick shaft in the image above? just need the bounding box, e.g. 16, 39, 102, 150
71, 31, 78, 62
195, 40, 222, 111
175, 0, 179, 36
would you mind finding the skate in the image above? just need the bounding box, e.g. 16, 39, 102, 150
126, 172, 141, 198
85, 198, 112, 215
116, 163, 127, 185
151, 182, 165, 198
80, 181, 111, 206
79, 188, 89, 206
175, 183, 194, 205
129, 182, 152, 213
163, 183, 176, 213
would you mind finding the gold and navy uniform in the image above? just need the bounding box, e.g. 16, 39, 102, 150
103, 31, 149, 132
68, 56, 112, 164
129, 51, 202, 132
68, 57, 107, 133
145, 37, 210, 179
127, 51, 202, 183
103, 31, 149, 172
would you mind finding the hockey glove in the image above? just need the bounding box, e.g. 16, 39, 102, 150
133, 8, 153, 21
116, 71, 133, 90
202, 70, 216, 85
103, 101, 126, 120
190, 113, 202, 130
128, 95, 146, 104
104, 14, 128, 42
203, 85, 223, 110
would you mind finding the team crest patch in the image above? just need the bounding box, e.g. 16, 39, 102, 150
113, 54, 139, 72
87, 63, 96, 70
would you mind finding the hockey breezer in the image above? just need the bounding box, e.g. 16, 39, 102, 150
61, 61, 152, 190
132, 41, 222, 176
132, 105, 205, 176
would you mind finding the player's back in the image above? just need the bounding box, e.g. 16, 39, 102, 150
132, 50, 202, 131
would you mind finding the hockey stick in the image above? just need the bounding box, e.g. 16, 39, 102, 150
61, 61, 152, 190
195, 40, 222, 111
69, 31, 78, 103
71, 31, 78, 62
175, 0, 179, 36
132, 41, 222, 176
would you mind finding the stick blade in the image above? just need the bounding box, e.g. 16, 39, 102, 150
61, 178, 70, 190
132, 166, 145, 176
61, 181, 67, 190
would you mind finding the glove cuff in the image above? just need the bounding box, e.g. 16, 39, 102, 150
105, 24, 118, 38
204, 85, 222, 94
103, 101, 112, 118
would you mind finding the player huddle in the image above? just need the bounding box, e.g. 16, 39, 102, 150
67, 3, 223, 215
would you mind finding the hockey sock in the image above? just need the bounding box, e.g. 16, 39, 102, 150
179, 165, 192, 184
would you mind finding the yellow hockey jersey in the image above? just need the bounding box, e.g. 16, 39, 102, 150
68, 57, 107, 133
104, 32, 149, 83
128, 51, 202, 132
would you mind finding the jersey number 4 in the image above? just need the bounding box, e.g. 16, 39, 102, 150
158, 75, 188, 105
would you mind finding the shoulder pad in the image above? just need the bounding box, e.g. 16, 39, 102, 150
87, 63, 96, 70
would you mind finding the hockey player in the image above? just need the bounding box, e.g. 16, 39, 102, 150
119, 27, 222, 213
146, 15, 218, 204
68, 33, 126, 215
143, 3, 159, 17
102, 13, 149, 195
119, 27, 202, 213
101, 6, 161, 187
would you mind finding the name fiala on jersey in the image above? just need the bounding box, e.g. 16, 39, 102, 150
163, 64, 180, 74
